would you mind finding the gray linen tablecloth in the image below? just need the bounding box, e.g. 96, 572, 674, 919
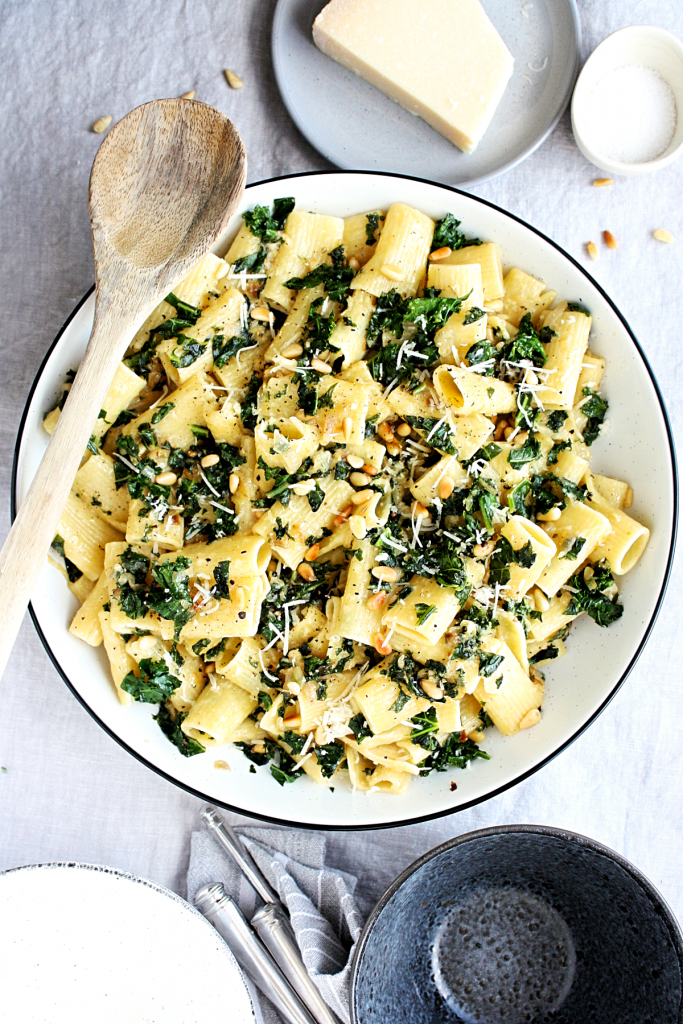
1, 0, 682, 943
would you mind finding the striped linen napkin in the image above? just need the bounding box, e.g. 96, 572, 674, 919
187, 824, 365, 1024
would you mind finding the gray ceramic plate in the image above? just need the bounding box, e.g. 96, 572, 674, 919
272, 0, 581, 187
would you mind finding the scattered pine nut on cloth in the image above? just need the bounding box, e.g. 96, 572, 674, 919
188, 823, 364, 1024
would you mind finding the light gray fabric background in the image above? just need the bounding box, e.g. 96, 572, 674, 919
1, 0, 682, 932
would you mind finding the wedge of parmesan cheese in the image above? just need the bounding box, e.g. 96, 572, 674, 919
312, 0, 514, 154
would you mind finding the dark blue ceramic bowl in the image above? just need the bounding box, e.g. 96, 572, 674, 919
351, 825, 683, 1024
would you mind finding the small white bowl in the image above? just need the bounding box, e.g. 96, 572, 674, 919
571, 25, 683, 176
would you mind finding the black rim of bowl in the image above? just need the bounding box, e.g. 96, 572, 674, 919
271, 0, 582, 188
12, 168, 679, 832
350, 823, 683, 1023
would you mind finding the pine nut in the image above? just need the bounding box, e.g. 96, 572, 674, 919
311, 357, 332, 373
537, 507, 561, 522
371, 566, 398, 582
603, 230, 618, 249
362, 463, 379, 476
297, 563, 316, 582
504, 426, 515, 440
347, 454, 364, 469
587, 241, 599, 260
366, 590, 386, 610
225, 68, 243, 89
291, 479, 316, 495
533, 588, 550, 612
305, 543, 320, 561
232, 586, 246, 611
352, 489, 375, 505
349, 256, 360, 270
494, 420, 507, 440
333, 504, 353, 526
350, 515, 367, 539
229, 473, 240, 494
213, 760, 230, 770
473, 540, 495, 558
92, 116, 112, 133
519, 708, 542, 730
593, 178, 613, 187
342, 417, 354, 442
181, 91, 196, 100
200, 453, 220, 468
386, 441, 402, 457
378, 422, 395, 443
251, 306, 271, 322
439, 477, 455, 499
469, 729, 485, 743
281, 343, 303, 358
254, 509, 264, 520
380, 263, 404, 281
286, 681, 301, 695
624, 486, 633, 509
411, 500, 430, 519
421, 679, 444, 700
395, 422, 411, 437
350, 471, 370, 487
429, 246, 452, 261
155, 471, 177, 485
283, 712, 301, 729
138, 635, 157, 652
374, 632, 392, 656
653, 228, 675, 243
268, 559, 277, 573
515, 432, 529, 445
583, 566, 594, 582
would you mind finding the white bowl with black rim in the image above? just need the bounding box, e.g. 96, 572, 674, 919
12, 170, 677, 830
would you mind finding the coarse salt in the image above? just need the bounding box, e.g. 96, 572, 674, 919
582, 64, 676, 164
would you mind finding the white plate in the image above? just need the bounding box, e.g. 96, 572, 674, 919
272, 0, 581, 187
13, 171, 677, 830
0, 862, 256, 1024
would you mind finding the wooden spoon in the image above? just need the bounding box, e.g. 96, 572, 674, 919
0, 98, 246, 680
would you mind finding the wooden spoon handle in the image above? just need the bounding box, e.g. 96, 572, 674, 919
0, 301, 136, 680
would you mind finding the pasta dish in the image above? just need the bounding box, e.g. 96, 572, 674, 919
47, 198, 650, 793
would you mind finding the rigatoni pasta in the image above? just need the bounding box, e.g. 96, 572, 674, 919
47, 195, 649, 793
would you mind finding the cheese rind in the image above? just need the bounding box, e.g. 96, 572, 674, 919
312, 0, 514, 154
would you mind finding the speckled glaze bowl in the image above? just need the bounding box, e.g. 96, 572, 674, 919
351, 825, 683, 1024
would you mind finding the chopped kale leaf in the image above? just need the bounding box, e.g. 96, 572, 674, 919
349, 713, 372, 742
365, 212, 382, 246
547, 439, 572, 465
284, 245, 355, 303
315, 741, 346, 778
121, 658, 180, 703
232, 247, 267, 274
165, 293, 202, 324
565, 560, 623, 626
508, 433, 542, 468
410, 706, 440, 750
155, 704, 205, 756
478, 651, 505, 678
561, 537, 585, 561
415, 602, 437, 626
432, 213, 482, 252
581, 388, 608, 446
151, 402, 174, 424
419, 733, 490, 775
